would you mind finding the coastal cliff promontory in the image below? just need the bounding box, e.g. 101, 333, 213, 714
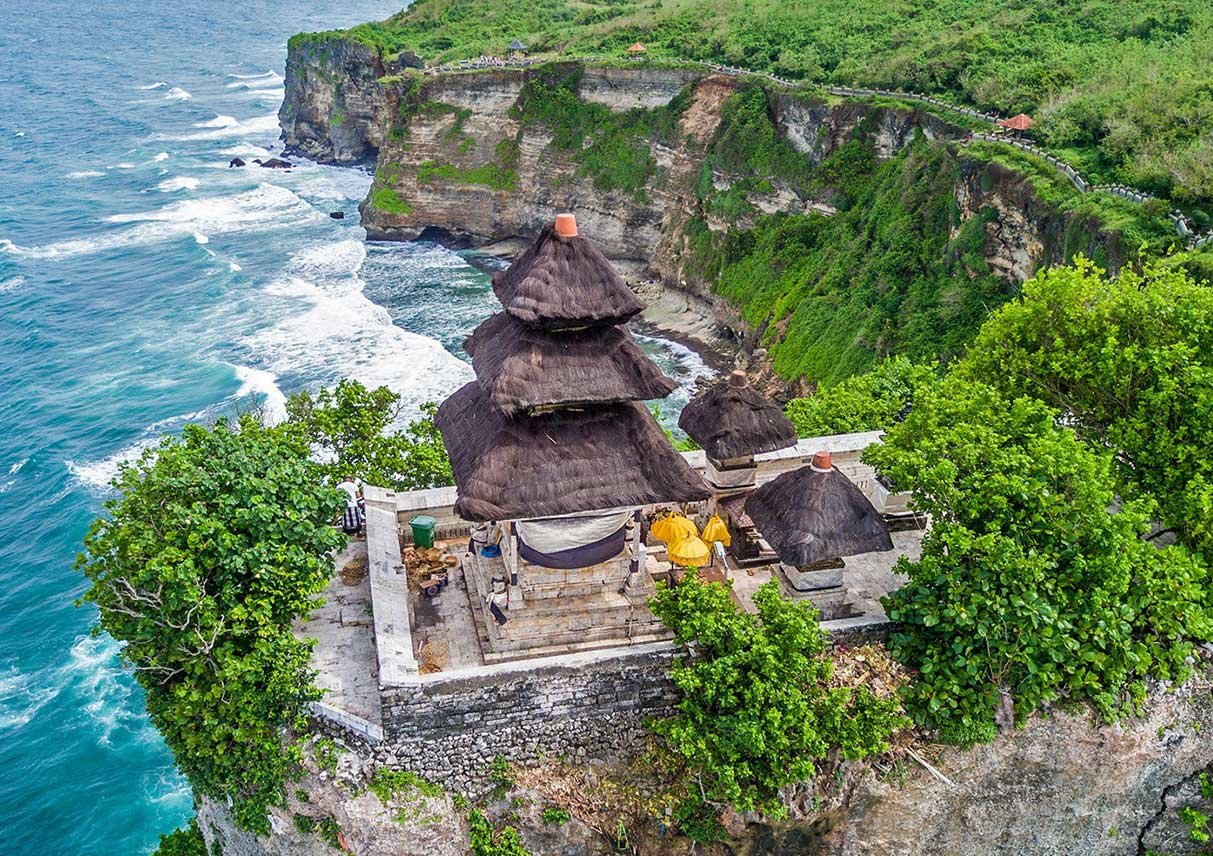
279, 41, 1156, 385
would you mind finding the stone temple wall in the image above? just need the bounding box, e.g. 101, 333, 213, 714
369, 643, 676, 793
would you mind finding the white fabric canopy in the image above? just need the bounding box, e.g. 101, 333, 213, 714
516, 509, 634, 553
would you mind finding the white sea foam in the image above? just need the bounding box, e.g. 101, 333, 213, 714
66, 436, 158, 492
153, 151, 169, 162
164, 86, 192, 101
113, 162, 137, 169
139, 81, 167, 90
162, 113, 278, 142
156, 176, 198, 192
0, 275, 25, 292
0, 457, 28, 495
247, 240, 473, 415
0, 184, 321, 260
233, 364, 287, 424
0, 665, 60, 731
225, 70, 283, 90
193, 231, 209, 245
229, 261, 242, 272
67, 169, 104, 179
195, 114, 239, 129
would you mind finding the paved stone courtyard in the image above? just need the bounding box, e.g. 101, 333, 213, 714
297, 539, 381, 723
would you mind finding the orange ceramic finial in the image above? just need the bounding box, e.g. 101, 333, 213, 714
554, 213, 578, 238
810, 451, 833, 472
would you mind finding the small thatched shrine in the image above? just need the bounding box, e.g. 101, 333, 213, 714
745, 451, 892, 612
679, 369, 796, 488
437, 213, 709, 655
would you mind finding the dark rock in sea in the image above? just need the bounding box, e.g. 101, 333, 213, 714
228, 157, 245, 168
253, 157, 293, 169
329, 211, 345, 220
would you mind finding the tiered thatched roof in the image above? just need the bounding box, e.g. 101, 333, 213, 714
436, 383, 710, 521
678, 370, 797, 460
491, 223, 643, 329
437, 213, 708, 522
745, 452, 892, 566
466, 312, 677, 415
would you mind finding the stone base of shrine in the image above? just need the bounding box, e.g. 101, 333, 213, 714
464, 546, 671, 662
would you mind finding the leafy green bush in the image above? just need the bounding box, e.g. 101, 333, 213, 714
868, 376, 1212, 740
540, 806, 571, 824
648, 572, 904, 823
284, 380, 453, 491
468, 809, 530, 855
369, 768, 443, 802
152, 819, 208, 856
77, 416, 347, 832
959, 259, 1213, 556
370, 186, 413, 215
417, 160, 518, 191
785, 357, 935, 436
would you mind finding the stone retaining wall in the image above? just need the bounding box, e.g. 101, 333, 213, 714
376, 643, 678, 792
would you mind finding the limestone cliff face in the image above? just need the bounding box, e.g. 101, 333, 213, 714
199, 678, 1213, 856
280, 37, 421, 164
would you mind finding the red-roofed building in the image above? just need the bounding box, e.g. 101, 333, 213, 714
997, 113, 1035, 132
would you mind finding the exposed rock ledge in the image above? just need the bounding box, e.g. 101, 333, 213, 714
198, 673, 1211, 856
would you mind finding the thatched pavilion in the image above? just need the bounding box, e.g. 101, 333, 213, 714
745, 451, 892, 612
678, 369, 796, 488
437, 214, 709, 652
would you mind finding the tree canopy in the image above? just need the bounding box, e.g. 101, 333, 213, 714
867, 377, 1212, 744
77, 415, 347, 831
960, 258, 1213, 556
785, 356, 936, 437
648, 573, 903, 828
284, 378, 453, 491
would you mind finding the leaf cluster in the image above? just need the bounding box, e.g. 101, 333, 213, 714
868, 376, 1212, 741
283, 379, 453, 492
648, 573, 904, 821
77, 415, 348, 831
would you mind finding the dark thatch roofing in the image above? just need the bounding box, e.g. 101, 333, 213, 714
508, 39, 527, 50
744, 463, 893, 566
678, 371, 797, 460
436, 382, 710, 521
465, 312, 677, 416
491, 224, 644, 329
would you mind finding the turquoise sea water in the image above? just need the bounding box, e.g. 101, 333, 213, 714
0, 4, 710, 853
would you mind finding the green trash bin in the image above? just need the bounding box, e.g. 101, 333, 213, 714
409, 515, 437, 549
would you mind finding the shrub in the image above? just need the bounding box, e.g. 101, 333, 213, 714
468, 809, 530, 855
648, 572, 904, 824
77, 416, 347, 831
152, 820, 208, 856
960, 258, 1213, 555
868, 376, 1212, 740
284, 380, 453, 491
785, 357, 936, 436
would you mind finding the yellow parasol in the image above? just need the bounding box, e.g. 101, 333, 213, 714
650, 514, 698, 544
668, 535, 711, 568
701, 514, 731, 547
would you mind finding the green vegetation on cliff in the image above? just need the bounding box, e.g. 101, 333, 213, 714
649, 572, 904, 823
303, 0, 1213, 207
869, 374, 1212, 744
77, 416, 346, 833
687, 96, 1014, 382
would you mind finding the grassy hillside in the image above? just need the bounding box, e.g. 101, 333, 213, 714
296, 0, 1213, 209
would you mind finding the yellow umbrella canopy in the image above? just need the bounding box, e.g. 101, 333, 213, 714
669, 535, 711, 568
650, 514, 698, 544
701, 514, 731, 547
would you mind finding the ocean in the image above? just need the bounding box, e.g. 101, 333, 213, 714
0, 3, 711, 853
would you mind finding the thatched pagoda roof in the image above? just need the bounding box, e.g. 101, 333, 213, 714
678, 370, 797, 460
465, 312, 677, 416
491, 221, 643, 329
436, 382, 710, 521
745, 452, 892, 566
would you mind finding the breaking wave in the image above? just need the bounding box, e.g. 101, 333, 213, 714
247, 240, 474, 417
0, 183, 321, 259
163, 86, 191, 101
